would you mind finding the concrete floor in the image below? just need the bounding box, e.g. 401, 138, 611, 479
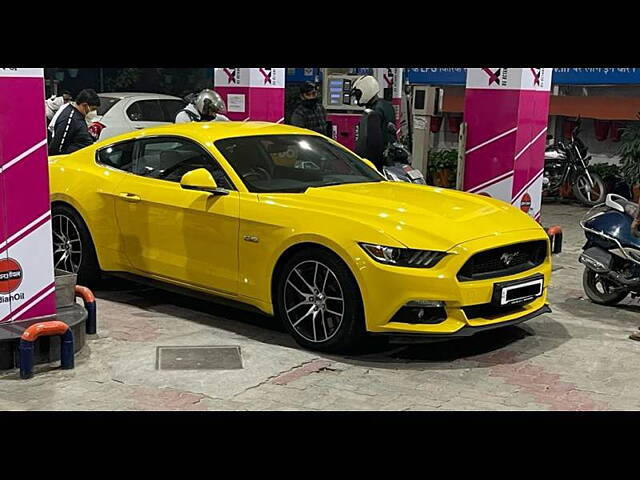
1, 202, 639, 411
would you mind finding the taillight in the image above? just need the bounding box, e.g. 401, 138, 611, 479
88, 122, 106, 139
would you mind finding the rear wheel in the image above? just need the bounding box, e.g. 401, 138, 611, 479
52, 204, 102, 286
274, 248, 366, 353
573, 172, 606, 206
582, 268, 628, 305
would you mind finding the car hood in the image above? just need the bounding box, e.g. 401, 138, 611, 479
261, 182, 545, 251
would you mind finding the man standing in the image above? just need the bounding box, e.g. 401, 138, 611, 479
48, 89, 101, 155
350, 75, 396, 169
290, 82, 328, 135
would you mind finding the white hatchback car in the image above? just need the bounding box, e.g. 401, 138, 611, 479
91, 92, 187, 141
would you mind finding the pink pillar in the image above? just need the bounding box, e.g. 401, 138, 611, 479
462, 68, 552, 222
214, 68, 285, 123
0, 68, 56, 324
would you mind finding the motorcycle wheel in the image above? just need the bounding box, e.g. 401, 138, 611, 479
582, 269, 629, 305
573, 172, 606, 206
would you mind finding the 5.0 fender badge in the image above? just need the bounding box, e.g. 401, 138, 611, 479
243, 235, 259, 243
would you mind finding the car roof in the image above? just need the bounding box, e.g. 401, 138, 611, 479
97, 92, 183, 100
93, 122, 323, 147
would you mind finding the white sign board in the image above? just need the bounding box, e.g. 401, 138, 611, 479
227, 94, 246, 113
249, 68, 285, 88
466, 68, 553, 91
0, 68, 43, 78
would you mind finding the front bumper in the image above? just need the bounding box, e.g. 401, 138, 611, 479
351, 229, 553, 336
371, 304, 551, 343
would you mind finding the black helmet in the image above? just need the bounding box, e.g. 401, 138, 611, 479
300, 81, 317, 95
384, 142, 410, 165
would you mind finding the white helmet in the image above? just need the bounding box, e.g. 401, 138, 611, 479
195, 89, 226, 118
351, 75, 380, 106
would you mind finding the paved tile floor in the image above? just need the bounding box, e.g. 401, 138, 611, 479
1, 202, 639, 411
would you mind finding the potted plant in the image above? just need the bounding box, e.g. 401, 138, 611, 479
588, 163, 626, 197
428, 148, 458, 187
618, 115, 640, 201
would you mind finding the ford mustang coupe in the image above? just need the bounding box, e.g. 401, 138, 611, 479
49, 122, 551, 352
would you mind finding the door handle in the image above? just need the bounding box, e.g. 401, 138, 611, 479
119, 192, 141, 202
135, 126, 144, 130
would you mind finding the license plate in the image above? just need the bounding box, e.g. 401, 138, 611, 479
492, 275, 544, 306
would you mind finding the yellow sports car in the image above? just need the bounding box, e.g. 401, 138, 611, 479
49, 122, 551, 352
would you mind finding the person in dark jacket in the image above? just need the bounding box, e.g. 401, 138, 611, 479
350, 75, 396, 169
290, 82, 328, 135
48, 89, 101, 155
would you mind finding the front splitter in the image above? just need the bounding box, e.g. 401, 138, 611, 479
370, 304, 552, 344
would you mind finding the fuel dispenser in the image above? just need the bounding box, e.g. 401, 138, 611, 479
410, 85, 443, 176
321, 69, 365, 151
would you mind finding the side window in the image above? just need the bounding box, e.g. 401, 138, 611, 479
134, 137, 233, 189
96, 141, 135, 172
160, 100, 187, 122
126, 100, 164, 122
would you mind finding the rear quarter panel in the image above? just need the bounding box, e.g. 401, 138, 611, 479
49, 149, 131, 271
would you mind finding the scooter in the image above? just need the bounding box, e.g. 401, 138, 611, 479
579, 193, 640, 305
381, 123, 426, 185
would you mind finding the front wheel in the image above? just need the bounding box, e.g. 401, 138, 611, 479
582, 268, 628, 305
573, 171, 606, 206
274, 248, 366, 353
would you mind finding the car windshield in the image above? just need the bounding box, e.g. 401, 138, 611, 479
214, 134, 383, 193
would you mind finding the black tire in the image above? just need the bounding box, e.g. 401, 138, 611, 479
51, 204, 102, 286
274, 248, 367, 353
582, 268, 628, 306
573, 171, 606, 206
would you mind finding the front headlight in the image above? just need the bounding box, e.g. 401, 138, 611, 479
359, 243, 447, 268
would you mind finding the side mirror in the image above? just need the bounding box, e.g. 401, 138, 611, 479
180, 168, 228, 195
361, 158, 378, 171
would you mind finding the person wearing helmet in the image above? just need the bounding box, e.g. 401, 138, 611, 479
350, 75, 397, 169
290, 82, 328, 135
175, 89, 230, 123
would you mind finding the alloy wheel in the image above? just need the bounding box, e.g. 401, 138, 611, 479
52, 214, 83, 273
283, 260, 345, 343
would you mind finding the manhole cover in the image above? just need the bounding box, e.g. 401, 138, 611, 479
156, 346, 243, 370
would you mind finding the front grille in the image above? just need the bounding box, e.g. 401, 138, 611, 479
457, 240, 547, 282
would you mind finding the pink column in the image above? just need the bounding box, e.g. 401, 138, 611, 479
0, 68, 56, 324
214, 68, 285, 123
462, 68, 552, 222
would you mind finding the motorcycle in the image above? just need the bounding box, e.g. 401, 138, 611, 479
381, 123, 426, 185
579, 193, 640, 305
544, 117, 606, 206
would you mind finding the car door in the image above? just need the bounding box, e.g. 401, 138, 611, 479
125, 99, 169, 131
113, 135, 240, 295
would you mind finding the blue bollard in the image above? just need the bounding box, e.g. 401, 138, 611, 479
19, 339, 35, 380
60, 329, 75, 370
